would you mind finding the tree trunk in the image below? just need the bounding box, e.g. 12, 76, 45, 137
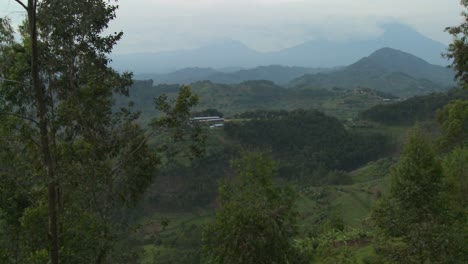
26, 0, 59, 263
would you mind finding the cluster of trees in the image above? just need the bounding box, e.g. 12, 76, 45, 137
0, 1, 201, 263
359, 88, 468, 125
370, 81, 467, 262
142, 143, 238, 211
192, 108, 224, 118
202, 152, 301, 264
225, 109, 390, 183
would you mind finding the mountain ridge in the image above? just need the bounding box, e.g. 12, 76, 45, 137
112, 23, 449, 73
135, 65, 334, 85
288, 47, 455, 97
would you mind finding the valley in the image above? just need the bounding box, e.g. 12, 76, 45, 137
1, 2, 466, 263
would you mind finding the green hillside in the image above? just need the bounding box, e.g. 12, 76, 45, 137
121, 80, 397, 120
2, 1, 468, 264
352, 48, 454, 86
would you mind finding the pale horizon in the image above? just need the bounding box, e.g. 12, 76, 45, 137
0, 0, 464, 54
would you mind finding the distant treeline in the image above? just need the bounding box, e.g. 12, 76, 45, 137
359, 88, 468, 125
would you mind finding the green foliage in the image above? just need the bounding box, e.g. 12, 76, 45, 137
293, 226, 376, 264
445, 0, 468, 89
442, 147, 468, 213
436, 99, 468, 149
440, 148, 468, 263
0, 4, 202, 263
372, 127, 461, 263
122, 80, 396, 120
439, 145, 468, 262
203, 152, 300, 264
143, 139, 238, 211
225, 109, 390, 181
0, 17, 14, 48
192, 108, 224, 118
320, 171, 353, 186
350, 157, 395, 182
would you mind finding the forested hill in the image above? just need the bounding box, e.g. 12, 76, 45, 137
121, 80, 397, 120
135, 65, 331, 85
225, 109, 390, 175
350, 48, 454, 86
359, 88, 468, 125
289, 48, 455, 97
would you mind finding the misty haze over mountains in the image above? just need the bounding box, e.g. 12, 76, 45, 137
130, 47, 454, 99
289, 47, 455, 97
135, 66, 335, 86
112, 24, 449, 74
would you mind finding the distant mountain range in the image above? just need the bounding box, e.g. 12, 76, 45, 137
288, 48, 455, 97
134, 47, 455, 98
120, 48, 458, 119
112, 24, 450, 73
135, 65, 335, 85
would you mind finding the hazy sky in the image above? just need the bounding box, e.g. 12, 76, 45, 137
0, 0, 464, 54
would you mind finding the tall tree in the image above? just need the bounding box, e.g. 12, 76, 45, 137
1, 1, 201, 263
446, 0, 468, 89
372, 127, 457, 263
203, 152, 299, 264
6, 1, 60, 263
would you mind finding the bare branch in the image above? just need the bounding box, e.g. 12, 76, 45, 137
0, 111, 40, 126
110, 131, 154, 177
13, 0, 28, 11
110, 127, 166, 177
0, 135, 40, 148
0, 78, 31, 87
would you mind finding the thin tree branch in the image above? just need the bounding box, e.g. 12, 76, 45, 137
110, 129, 159, 177
0, 111, 40, 126
0, 136, 40, 148
0, 78, 31, 87
13, 0, 28, 11
0, 171, 38, 203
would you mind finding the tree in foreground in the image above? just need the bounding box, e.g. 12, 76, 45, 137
203, 152, 299, 264
446, 0, 468, 89
0, 1, 201, 263
436, 100, 468, 150
372, 127, 462, 263
436, 102, 468, 262
438, 4, 468, 261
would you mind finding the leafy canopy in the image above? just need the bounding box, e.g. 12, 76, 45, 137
203, 152, 299, 264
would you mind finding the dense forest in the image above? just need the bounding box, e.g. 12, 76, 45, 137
225, 109, 389, 179
0, 0, 467, 264
359, 88, 468, 125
